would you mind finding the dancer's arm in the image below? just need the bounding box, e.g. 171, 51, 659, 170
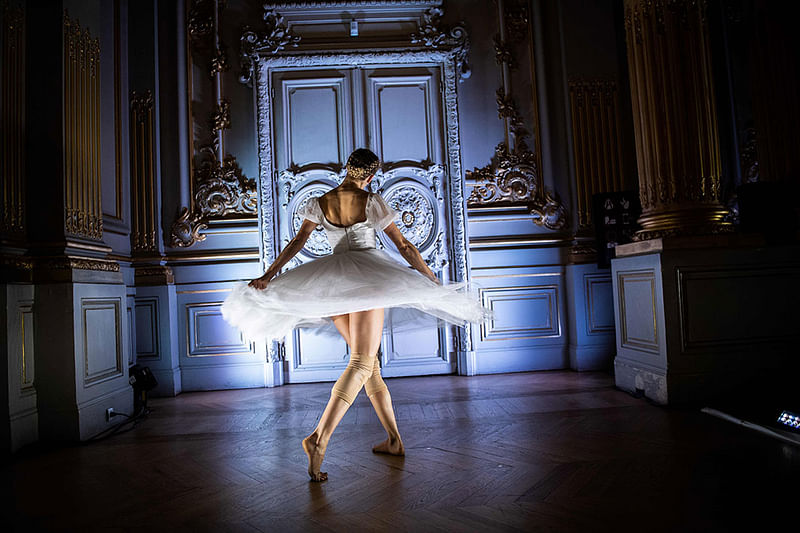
382, 223, 441, 284
249, 219, 317, 289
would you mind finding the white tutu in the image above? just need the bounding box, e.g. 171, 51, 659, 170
221, 192, 493, 343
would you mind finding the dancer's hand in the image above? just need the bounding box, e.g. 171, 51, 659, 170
249, 275, 270, 290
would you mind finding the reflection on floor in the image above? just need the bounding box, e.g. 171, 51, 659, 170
7, 371, 799, 532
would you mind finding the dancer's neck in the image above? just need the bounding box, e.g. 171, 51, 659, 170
338, 176, 370, 190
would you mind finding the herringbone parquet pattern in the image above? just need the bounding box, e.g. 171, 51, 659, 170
6, 371, 798, 532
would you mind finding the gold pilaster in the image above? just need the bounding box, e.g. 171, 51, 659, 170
569, 79, 626, 229
623, 0, 730, 239
1, 2, 25, 238
129, 90, 158, 253
63, 12, 103, 241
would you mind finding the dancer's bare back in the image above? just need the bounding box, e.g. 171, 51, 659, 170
318, 187, 370, 227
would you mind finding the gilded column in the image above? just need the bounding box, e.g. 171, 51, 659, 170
63, 12, 103, 241
623, 0, 730, 239
568, 79, 627, 230
129, 90, 158, 255
1, 1, 25, 241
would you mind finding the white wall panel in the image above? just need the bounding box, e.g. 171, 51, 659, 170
585, 274, 614, 335
134, 297, 158, 358
2, 284, 38, 451
469, 263, 568, 374
81, 299, 123, 386
177, 285, 266, 391
276, 73, 353, 170
480, 285, 560, 341
365, 70, 442, 164
617, 270, 659, 354
186, 303, 252, 357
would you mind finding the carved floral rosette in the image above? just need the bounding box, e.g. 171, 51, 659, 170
376, 164, 449, 272
279, 168, 342, 258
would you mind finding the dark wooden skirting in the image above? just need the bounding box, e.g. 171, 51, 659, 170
6, 371, 799, 532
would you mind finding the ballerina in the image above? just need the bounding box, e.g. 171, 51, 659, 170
221, 148, 492, 481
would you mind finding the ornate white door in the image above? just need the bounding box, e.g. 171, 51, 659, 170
273, 66, 458, 383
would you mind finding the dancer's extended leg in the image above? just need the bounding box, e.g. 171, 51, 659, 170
331, 313, 404, 455
303, 308, 384, 481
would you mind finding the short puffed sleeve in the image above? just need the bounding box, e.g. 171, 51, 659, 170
367, 193, 400, 230
298, 196, 322, 225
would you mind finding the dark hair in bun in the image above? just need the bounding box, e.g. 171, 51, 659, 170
345, 148, 380, 181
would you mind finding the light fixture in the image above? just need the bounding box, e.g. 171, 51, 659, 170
777, 410, 800, 430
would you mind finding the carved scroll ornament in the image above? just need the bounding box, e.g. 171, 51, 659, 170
240, 10, 300, 86
170, 154, 257, 247
171, 0, 257, 248
411, 7, 470, 82
467, 143, 566, 230
465, 0, 566, 230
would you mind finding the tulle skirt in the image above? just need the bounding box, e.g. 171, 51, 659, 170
220, 248, 493, 344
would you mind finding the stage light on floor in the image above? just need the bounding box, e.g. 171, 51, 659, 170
129, 364, 158, 413
777, 410, 800, 430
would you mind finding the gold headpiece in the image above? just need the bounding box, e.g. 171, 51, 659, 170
346, 161, 379, 181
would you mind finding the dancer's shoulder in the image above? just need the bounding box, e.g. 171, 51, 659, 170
299, 196, 322, 224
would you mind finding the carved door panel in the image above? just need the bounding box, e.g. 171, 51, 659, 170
364, 67, 455, 378
273, 66, 456, 383
273, 70, 354, 383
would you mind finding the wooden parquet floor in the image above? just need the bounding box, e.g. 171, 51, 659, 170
5, 371, 799, 532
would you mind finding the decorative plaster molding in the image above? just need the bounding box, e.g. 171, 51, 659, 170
240, 10, 301, 86
210, 45, 229, 77
492, 1, 527, 68
244, 37, 474, 351
195, 156, 257, 216
493, 35, 513, 67
411, 7, 470, 81
36, 256, 120, 272
465, 0, 564, 231
210, 99, 231, 135
171, 207, 207, 247
0, 254, 33, 271
170, 154, 257, 248
173, 0, 257, 248
134, 264, 175, 286
188, 0, 213, 39
740, 127, 759, 184
467, 143, 566, 230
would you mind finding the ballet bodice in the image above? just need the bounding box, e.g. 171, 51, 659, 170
321, 218, 378, 253
299, 193, 399, 254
